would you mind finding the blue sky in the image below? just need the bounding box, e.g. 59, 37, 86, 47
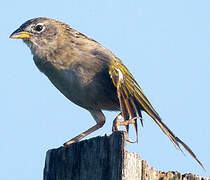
1, 0, 210, 179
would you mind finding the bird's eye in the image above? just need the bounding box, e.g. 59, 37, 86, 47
34, 24, 44, 32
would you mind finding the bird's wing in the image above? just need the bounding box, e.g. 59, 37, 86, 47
109, 58, 204, 169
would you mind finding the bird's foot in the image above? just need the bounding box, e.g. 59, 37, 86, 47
63, 139, 76, 147
112, 114, 141, 143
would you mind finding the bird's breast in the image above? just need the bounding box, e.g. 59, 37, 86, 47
33, 56, 119, 110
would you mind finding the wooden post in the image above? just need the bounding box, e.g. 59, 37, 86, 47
43, 131, 209, 180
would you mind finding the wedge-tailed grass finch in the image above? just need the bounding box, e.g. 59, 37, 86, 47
10, 17, 204, 169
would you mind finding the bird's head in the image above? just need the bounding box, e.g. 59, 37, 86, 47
10, 17, 70, 58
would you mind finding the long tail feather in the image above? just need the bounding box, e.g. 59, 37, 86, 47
109, 59, 204, 169
176, 136, 205, 170
132, 77, 205, 170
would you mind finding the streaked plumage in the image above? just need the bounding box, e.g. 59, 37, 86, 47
10, 17, 204, 169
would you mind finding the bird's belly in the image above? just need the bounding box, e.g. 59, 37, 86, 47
38, 63, 119, 111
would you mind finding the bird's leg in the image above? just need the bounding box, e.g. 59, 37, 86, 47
112, 113, 140, 143
64, 123, 104, 146
112, 113, 132, 131
64, 110, 105, 146
112, 113, 123, 131
112, 113, 140, 131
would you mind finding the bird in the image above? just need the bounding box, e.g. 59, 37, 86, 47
10, 17, 204, 169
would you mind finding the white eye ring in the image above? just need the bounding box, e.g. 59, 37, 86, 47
33, 23, 45, 32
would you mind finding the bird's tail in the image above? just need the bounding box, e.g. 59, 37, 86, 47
109, 60, 205, 170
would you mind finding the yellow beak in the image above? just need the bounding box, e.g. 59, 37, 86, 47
10, 31, 31, 39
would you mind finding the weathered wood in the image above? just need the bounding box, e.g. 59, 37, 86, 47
44, 132, 125, 180
43, 131, 209, 180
